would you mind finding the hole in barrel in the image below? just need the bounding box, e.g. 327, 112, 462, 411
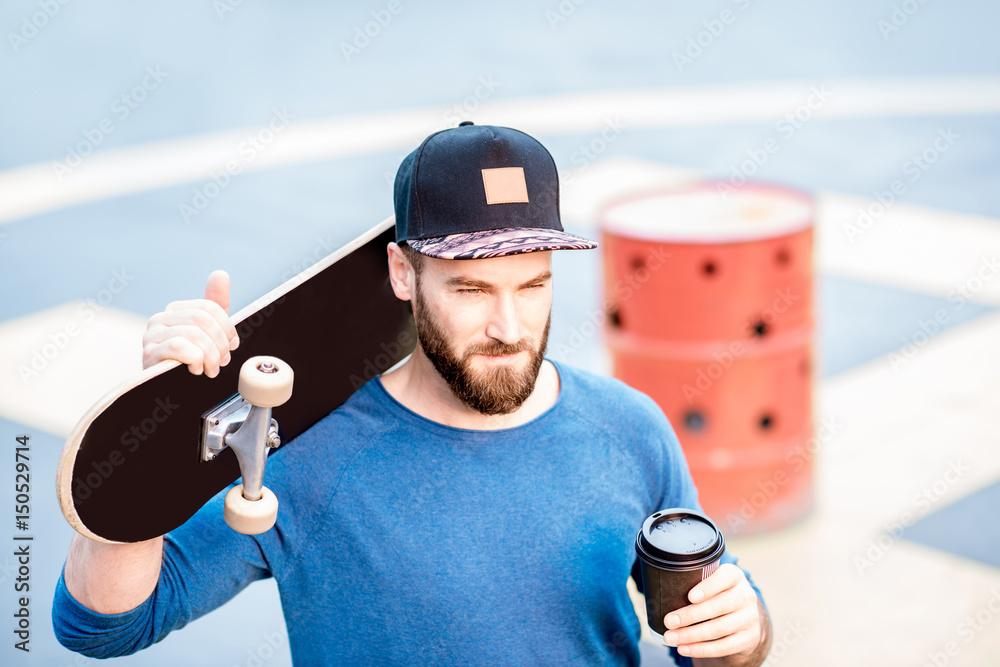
630, 256, 645, 271
683, 411, 706, 432
758, 413, 775, 431
701, 260, 718, 277
750, 319, 768, 338
608, 307, 621, 329
776, 248, 791, 266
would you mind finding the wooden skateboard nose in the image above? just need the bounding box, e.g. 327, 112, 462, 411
57, 219, 415, 544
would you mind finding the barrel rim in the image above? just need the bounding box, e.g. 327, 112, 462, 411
599, 181, 816, 244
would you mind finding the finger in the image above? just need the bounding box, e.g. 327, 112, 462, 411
143, 326, 226, 377
676, 628, 761, 659
147, 310, 233, 361
166, 325, 226, 377
687, 563, 743, 604
204, 270, 230, 314
163, 300, 239, 350
666, 583, 754, 629
142, 338, 213, 375
203, 269, 241, 349
663, 606, 756, 647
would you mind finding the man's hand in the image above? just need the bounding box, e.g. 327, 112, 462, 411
662, 563, 771, 665
141, 270, 240, 377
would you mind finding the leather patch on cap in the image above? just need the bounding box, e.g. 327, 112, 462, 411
481, 167, 529, 205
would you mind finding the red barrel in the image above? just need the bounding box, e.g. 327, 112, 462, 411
601, 183, 815, 535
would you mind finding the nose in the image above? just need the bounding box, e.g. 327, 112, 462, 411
484, 292, 522, 346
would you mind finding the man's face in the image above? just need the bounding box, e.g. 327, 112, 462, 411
409, 250, 553, 416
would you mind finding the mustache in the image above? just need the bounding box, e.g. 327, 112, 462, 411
465, 340, 533, 357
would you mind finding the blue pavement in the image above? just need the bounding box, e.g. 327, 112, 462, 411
904, 480, 1000, 570
818, 276, 995, 377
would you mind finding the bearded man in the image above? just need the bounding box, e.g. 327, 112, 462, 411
54, 123, 772, 666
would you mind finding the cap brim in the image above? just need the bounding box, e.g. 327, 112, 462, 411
407, 227, 598, 260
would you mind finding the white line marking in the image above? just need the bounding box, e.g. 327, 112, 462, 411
2, 76, 1000, 225
0, 302, 147, 437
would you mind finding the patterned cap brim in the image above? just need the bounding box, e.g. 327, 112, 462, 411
406, 227, 598, 260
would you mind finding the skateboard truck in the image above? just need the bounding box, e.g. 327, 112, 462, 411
199, 356, 294, 535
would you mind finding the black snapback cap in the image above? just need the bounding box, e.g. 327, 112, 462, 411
393, 122, 597, 260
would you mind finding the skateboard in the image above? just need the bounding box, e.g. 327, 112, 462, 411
57, 218, 416, 543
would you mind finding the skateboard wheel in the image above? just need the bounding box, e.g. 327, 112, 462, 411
238, 356, 294, 407
224, 484, 279, 535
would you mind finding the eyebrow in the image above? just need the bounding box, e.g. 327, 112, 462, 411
444, 270, 552, 290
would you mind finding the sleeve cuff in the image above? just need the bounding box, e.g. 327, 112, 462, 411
51, 566, 153, 656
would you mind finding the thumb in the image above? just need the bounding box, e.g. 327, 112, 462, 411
204, 270, 231, 314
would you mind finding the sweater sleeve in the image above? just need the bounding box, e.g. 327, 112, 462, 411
637, 393, 769, 667
652, 401, 766, 599
52, 484, 272, 658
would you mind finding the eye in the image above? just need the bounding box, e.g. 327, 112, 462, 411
460, 288, 482, 295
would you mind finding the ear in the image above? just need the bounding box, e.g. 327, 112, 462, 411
386, 242, 415, 301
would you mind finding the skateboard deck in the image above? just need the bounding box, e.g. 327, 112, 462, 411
57, 218, 416, 543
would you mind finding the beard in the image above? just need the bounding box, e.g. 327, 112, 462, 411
412, 282, 550, 416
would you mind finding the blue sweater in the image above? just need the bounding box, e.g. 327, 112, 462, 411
53, 359, 760, 665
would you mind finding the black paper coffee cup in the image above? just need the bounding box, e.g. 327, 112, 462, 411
634, 508, 725, 640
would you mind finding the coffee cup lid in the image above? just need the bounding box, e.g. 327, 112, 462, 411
636, 508, 724, 567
